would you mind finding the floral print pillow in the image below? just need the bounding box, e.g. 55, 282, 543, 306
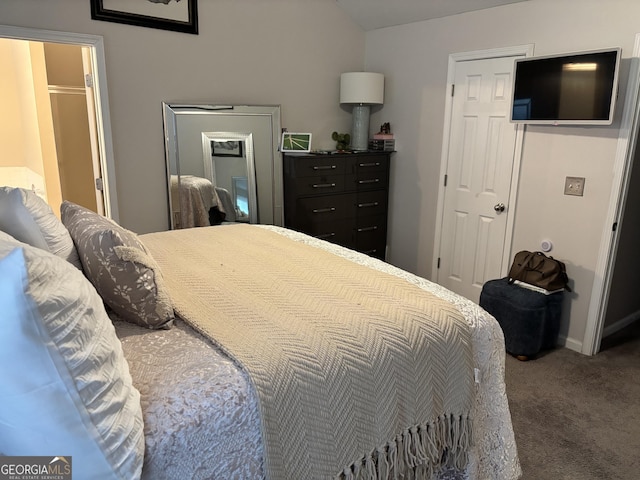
61, 201, 174, 329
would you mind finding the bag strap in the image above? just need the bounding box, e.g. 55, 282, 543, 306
507, 251, 536, 284
530, 251, 551, 271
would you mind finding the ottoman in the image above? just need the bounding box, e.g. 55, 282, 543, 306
479, 277, 564, 359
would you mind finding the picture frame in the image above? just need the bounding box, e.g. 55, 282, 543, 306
212, 140, 244, 158
90, 0, 198, 35
281, 132, 312, 153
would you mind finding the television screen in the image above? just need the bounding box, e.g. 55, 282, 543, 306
511, 48, 621, 125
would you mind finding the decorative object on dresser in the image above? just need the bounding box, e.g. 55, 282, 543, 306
281, 132, 312, 153
370, 121, 396, 151
340, 72, 385, 151
331, 131, 351, 151
283, 151, 391, 260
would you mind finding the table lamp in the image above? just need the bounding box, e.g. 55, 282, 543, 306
340, 72, 384, 151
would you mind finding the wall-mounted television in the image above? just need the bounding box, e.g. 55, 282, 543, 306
510, 48, 621, 125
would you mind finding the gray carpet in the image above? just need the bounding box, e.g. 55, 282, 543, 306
504, 321, 640, 479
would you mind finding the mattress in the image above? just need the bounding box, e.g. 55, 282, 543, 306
115, 226, 520, 479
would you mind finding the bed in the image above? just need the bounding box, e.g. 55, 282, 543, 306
170, 174, 241, 228
0, 187, 521, 480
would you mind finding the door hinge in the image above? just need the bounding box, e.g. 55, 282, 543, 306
85, 73, 94, 88
451, 84, 455, 97
95, 177, 103, 191
437, 257, 441, 269
444, 174, 448, 187
612, 222, 618, 232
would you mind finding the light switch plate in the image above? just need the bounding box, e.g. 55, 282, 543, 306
565, 176, 585, 196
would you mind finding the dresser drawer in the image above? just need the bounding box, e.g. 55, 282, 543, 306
287, 156, 347, 177
294, 193, 357, 227
355, 214, 388, 259
346, 168, 388, 192
356, 236, 387, 259
291, 174, 346, 196
355, 214, 387, 234
304, 218, 354, 247
347, 155, 389, 174
356, 190, 387, 217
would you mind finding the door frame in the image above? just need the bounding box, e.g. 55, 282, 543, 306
0, 24, 119, 221
81, 46, 106, 215
432, 45, 534, 283
583, 34, 640, 355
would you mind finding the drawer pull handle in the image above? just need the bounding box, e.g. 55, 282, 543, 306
359, 162, 381, 168
358, 179, 380, 185
313, 165, 337, 170
357, 226, 378, 232
316, 232, 336, 239
312, 207, 336, 214
358, 202, 379, 208
312, 183, 336, 188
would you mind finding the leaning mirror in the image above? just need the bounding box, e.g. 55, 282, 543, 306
162, 103, 282, 229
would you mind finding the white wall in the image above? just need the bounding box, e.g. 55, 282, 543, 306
365, 0, 640, 349
0, 0, 364, 233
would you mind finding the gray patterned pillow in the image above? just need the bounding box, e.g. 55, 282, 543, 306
61, 201, 174, 329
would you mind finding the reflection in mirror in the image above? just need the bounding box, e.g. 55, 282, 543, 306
202, 132, 257, 223
163, 103, 282, 229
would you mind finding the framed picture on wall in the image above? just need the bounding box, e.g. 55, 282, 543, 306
212, 140, 244, 158
90, 0, 198, 35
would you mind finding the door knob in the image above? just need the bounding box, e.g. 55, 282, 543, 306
494, 203, 506, 213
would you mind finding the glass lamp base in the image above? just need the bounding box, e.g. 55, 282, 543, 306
351, 105, 371, 151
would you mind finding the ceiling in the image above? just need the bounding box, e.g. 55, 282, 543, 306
336, 0, 529, 31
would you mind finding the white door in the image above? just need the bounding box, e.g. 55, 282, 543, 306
436, 56, 520, 303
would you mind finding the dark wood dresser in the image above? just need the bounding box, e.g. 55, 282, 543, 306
283, 151, 391, 260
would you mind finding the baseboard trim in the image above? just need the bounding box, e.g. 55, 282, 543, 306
550, 313, 640, 354
558, 335, 583, 353
602, 310, 640, 338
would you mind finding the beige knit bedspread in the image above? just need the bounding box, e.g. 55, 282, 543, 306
141, 225, 474, 479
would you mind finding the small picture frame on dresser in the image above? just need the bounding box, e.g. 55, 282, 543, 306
281, 132, 312, 153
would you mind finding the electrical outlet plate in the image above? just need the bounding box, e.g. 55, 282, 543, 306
564, 176, 585, 196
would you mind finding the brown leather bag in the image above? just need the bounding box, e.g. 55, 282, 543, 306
507, 250, 571, 292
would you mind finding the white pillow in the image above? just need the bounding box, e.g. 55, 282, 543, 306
0, 187, 82, 269
0, 231, 144, 479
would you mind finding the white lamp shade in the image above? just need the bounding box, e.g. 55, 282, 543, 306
340, 72, 384, 105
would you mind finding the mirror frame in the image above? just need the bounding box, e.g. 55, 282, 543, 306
162, 103, 283, 229
202, 131, 257, 223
